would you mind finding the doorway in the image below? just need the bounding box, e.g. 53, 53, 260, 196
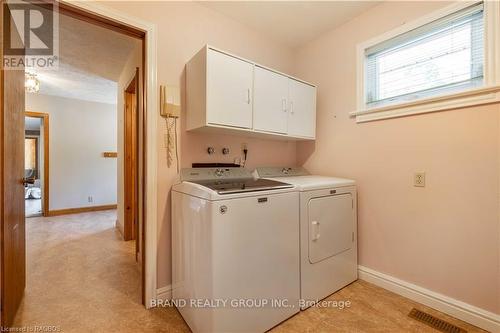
0, 0, 155, 328
24, 112, 49, 217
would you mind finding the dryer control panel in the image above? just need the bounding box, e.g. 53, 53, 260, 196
255, 167, 309, 178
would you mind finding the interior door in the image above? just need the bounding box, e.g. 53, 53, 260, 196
124, 72, 138, 242
308, 194, 353, 264
207, 49, 253, 129
253, 66, 289, 134
288, 79, 316, 138
1, 3, 26, 326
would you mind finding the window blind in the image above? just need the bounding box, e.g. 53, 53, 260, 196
365, 2, 484, 107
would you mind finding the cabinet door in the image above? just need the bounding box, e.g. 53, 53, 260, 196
207, 49, 253, 128
288, 79, 316, 138
253, 67, 289, 134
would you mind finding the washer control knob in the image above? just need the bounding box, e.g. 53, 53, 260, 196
214, 168, 224, 177
207, 147, 215, 155
282, 167, 291, 174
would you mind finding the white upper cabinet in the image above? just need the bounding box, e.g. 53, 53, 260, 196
206, 49, 253, 129
253, 67, 289, 134
288, 79, 316, 138
187, 46, 316, 140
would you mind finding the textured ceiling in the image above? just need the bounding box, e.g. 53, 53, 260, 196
56, 14, 137, 81
32, 12, 138, 104
36, 62, 118, 105
201, 1, 379, 48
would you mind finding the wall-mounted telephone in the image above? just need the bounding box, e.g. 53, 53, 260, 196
160, 85, 180, 118
160, 85, 180, 172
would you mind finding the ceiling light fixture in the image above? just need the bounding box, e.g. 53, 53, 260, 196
25, 72, 40, 93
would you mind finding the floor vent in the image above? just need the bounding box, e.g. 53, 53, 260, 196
408, 308, 467, 333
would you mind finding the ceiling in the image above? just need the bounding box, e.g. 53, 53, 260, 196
32, 13, 139, 104
36, 62, 118, 105
56, 14, 137, 82
200, 1, 380, 48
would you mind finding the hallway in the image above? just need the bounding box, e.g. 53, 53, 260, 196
14, 210, 187, 333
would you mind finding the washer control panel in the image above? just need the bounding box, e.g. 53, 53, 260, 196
181, 167, 252, 182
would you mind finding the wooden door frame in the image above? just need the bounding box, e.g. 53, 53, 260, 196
24, 111, 49, 217
124, 69, 139, 242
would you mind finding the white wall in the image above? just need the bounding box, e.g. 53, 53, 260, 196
26, 93, 118, 211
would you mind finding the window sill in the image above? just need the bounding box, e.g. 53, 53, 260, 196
350, 85, 500, 123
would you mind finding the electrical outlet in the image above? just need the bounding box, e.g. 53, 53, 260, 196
414, 172, 425, 187
88, 196, 93, 203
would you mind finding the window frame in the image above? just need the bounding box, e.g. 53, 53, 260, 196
353, 1, 500, 123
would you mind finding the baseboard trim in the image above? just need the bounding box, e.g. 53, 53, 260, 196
48, 204, 117, 216
115, 219, 125, 239
156, 285, 172, 301
358, 265, 500, 332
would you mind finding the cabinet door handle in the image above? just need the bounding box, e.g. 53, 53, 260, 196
290, 101, 294, 114
282, 98, 287, 112
247, 88, 251, 104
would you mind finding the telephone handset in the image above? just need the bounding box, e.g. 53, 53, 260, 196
160, 85, 180, 118
160, 85, 180, 172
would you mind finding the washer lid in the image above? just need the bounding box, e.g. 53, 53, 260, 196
191, 178, 293, 195
269, 175, 355, 191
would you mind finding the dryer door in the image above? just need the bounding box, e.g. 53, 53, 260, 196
308, 193, 353, 264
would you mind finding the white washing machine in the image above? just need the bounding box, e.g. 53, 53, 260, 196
255, 167, 357, 309
172, 167, 300, 333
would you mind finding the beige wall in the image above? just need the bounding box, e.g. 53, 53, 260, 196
26, 93, 118, 210
100, 1, 297, 289
294, 1, 500, 314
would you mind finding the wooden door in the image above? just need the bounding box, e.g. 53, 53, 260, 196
207, 49, 253, 129
253, 66, 289, 134
124, 81, 138, 242
288, 79, 316, 139
1, 3, 27, 327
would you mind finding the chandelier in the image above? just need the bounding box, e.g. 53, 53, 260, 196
25, 72, 40, 93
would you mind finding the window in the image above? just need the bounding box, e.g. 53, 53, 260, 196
354, 1, 500, 122
366, 3, 484, 107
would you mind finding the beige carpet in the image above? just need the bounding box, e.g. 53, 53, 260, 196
13, 210, 486, 333
14, 210, 186, 333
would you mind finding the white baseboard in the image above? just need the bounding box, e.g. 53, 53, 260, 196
358, 265, 500, 332
156, 285, 172, 301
